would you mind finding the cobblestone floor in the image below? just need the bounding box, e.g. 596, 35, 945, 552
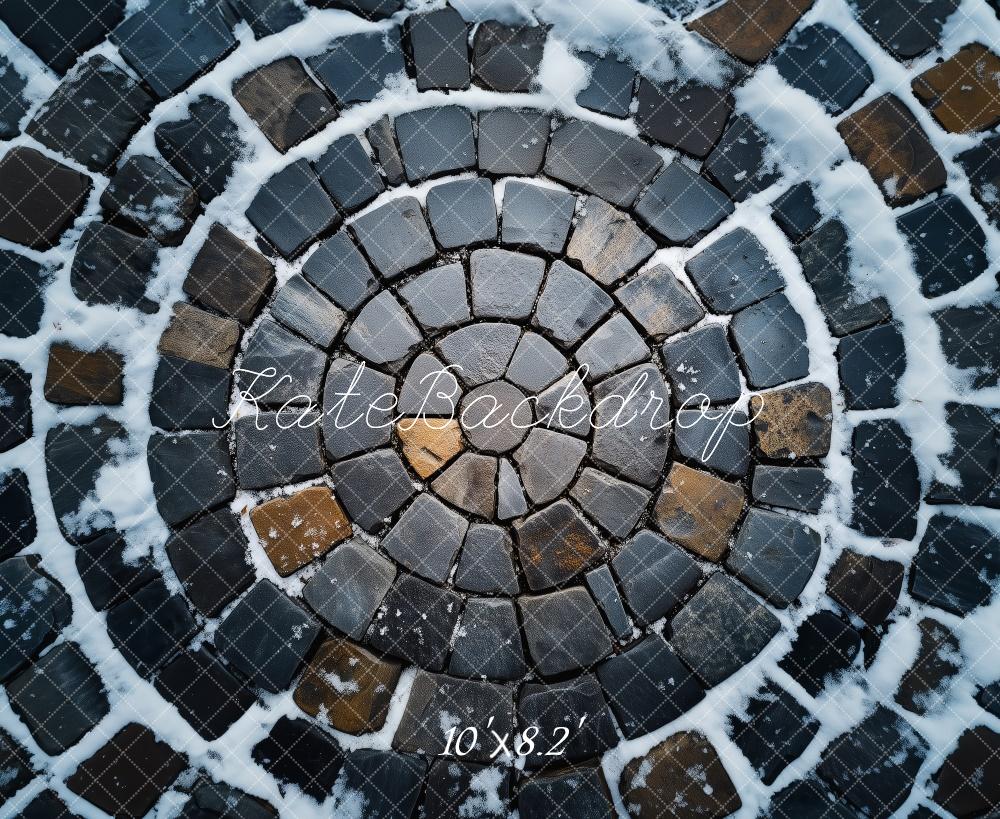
1, 0, 999, 817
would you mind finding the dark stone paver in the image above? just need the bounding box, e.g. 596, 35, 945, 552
771, 182, 821, 241
931, 725, 1000, 818
6, 641, 108, 755
672, 573, 780, 685
838, 322, 906, 409
576, 313, 648, 381
617, 263, 705, 339
351, 196, 435, 279
0, 729, 32, 799
752, 465, 829, 512
471, 248, 545, 321
751, 381, 833, 459
400, 263, 470, 330
654, 462, 745, 561
613, 529, 701, 624
0, 468, 35, 559
433, 453, 496, 517
180, 778, 277, 819
818, 705, 929, 819
155, 649, 255, 741
0, 361, 30, 454
571, 467, 651, 538
330, 449, 416, 532
367, 115, 406, 186
148, 430, 234, 525
537, 372, 592, 437
302, 230, 377, 312
462, 380, 532, 454
0, 146, 90, 250
635, 78, 733, 157
438, 321, 520, 385
307, 27, 406, 106
384, 494, 468, 582
472, 22, 546, 91
478, 108, 550, 175
853, 0, 960, 60
506, 331, 567, 391
184, 223, 275, 323
730, 292, 809, 389
75, 530, 157, 611
246, 159, 339, 259
767, 777, 859, 819
515, 428, 586, 503
156, 95, 245, 203
271, 274, 345, 348
957, 133, 1000, 228
405, 6, 471, 91
317, 0, 402, 19
520, 587, 613, 676
100, 155, 198, 245
686, 227, 782, 312
323, 358, 394, 459
26, 55, 154, 172
234, 410, 324, 490
502, 181, 576, 253
231, 0, 302, 38
635, 161, 735, 245
520, 766, 615, 819
0, 250, 46, 338
449, 597, 527, 680
567, 197, 655, 286
423, 758, 511, 815
106, 577, 197, 675
534, 260, 613, 345
336, 750, 425, 818
497, 458, 529, 520
827, 550, 903, 626
456, 524, 519, 595
398, 352, 461, 415
519, 674, 618, 766
727, 508, 820, 607
303, 540, 395, 639
851, 419, 919, 539
577, 52, 635, 117
895, 618, 961, 714
367, 574, 461, 671
780, 611, 861, 695
911, 514, 999, 615
0, 557, 71, 682
0, 57, 28, 139
927, 403, 1000, 508
239, 318, 325, 407
585, 564, 631, 640
514, 499, 604, 590
315, 134, 385, 212
70, 222, 158, 313
934, 303, 1000, 389
14, 790, 80, 818
705, 114, 780, 201
426, 177, 497, 248
675, 408, 750, 478
773, 24, 873, 114
345, 291, 423, 365
395, 106, 476, 182
251, 716, 342, 800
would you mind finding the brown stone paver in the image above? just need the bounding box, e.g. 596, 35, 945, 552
653, 463, 745, 561
250, 486, 351, 576
396, 418, 464, 478
912, 43, 1000, 133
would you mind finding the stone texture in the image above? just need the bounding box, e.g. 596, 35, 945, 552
179, 778, 277, 819
398, 352, 461, 415
184, 223, 275, 323
672, 573, 781, 686
0, 468, 35, 560
705, 114, 780, 201
730, 292, 809, 389
426, 177, 497, 248
345, 291, 423, 365
534, 260, 614, 346
456, 524, 519, 595
397, 418, 463, 478
837, 94, 946, 207
850, 419, 920, 539
497, 458, 529, 520
0, 147, 90, 250
571, 467, 651, 538
239, 318, 324, 407
515, 499, 604, 590
351, 197, 436, 279
66, 723, 185, 819
751, 382, 832, 459
43, 343, 123, 406
567, 197, 656, 286
957, 133, 1000, 228
931, 725, 1000, 818
585, 564, 632, 639
654, 462, 745, 561
461, 381, 532, 454
155, 649, 255, 741
159, 303, 239, 370
423, 759, 511, 816
251, 716, 343, 800
827, 550, 904, 626
6, 641, 108, 755
0, 250, 45, 338
75, 530, 157, 611
438, 322, 520, 385
767, 777, 859, 819
505, 331, 567, 392
926, 403, 1000, 508
0, 557, 71, 682
519, 766, 616, 819
838, 323, 906, 409
294, 637, 401, 734
307, 27, 406, 107
234, 410, 324, 490
216, 580, 320, 693
818, 705, 929, 819
613, 529, 701, 624
148, 430, 235, 526
322, 358, 394, 459
367, 115, 406, 186
101, 155, 198, 245
314, 134, 384, 215
576, 51, 636, 118
774, 24, 873, 114
620, 732, 741, 819
472, 22, 546, 92
106, 576, 197, 675
335, 750, 425, 819
895, 618, 962, 715
545, 119, 662, 208
911, 514, 1000, 615
271, 274, 345, 349
449, 597, 527, 680
478, 108, 550, 175
501, 181, 576, 253
0, 728, 33, 799
406, 6, 471, 91
70, 221, 158, 313
470, 248, 546, 320
515, 428, 587, 504
18, 791, 84, 819
519, 587, 613, 676
537, 372, 593, 438
771, 182, 821, 241
674, 408, 750, 478
686, 227, 782, 312
854, 0, 961, 60
689, 0, 813, 62
246, 159, 340, 259
395, 105, 476, 182
251, 486, 351, 577
638, 77, 731, 156
576, 313, 648, 381
662, 323, 742, 406
302, 539, 395, 639
331, 449, 416, 532
366, 574, 461, 671
383, 494, 468, 582
399, 263, 471, 330
617, 263, 705, 339
635, 161, 735, 244
779, 611, 862, 695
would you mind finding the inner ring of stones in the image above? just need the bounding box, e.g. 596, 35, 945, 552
459, 380, 533, 453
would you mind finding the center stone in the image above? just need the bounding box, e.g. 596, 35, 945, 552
459, 380, 533, 454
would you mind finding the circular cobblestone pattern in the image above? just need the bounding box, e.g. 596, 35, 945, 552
1, 0, 999, 817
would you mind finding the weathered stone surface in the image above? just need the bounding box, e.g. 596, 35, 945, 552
838, 323, 906, 409
0, 146, 90, 250
246, 159, 340, 259
251, 716, 343, 801
850, 419, 919, 539
313, 134, 384, 215
519, 766, 616, 819
179, 778, 277, 819
406, 6, 471, 91
396, 105, 476, 182
0, 468, 35, 560
752, 465, 829, 512
687, 228, 782, 312
461, 381, 532, 455
519, 674, 619, 766
234, 410, 324, 490
159, 303, 239, 370
321, 358, 392, 460
837, 94, 946, 207
400, 263, 470, 331
456, 524, 519, 595
70, 221, 158, 313
576, 313, 648, 381
106, 577, 197, 675
617, 264, 705, 339
352, 197, 436, 279
662, 323, 741, 406
545, 120, 662, 208
515, 428, 587, 504
927, 403, 1000, 507
854, 0, 960, 60
957, 133, 1000, 228
731, 293, 809, 389
729, 680, 819, 785
635, 77, 733, 157
497, 458, 529, 520
567, 197, 655, 286
897, 194, 988, 296
771, 182, 820, 241
501, 181, 576, 253
239, 318, 324, 407
148, 430, 234, 526
635, 161, 734, 244
779, 611, 861, 695
576, 51, 636, 118
449, 597, 527, 680
384, 494, 468, 582
295, 637, 401, 734
0, 250, 45, 338
931, 725, 1000, 818
767, 777, 859, 819
367, 574, 461, 671
572, 468, 651, 538
155, 649, 255, 741
331, 449, 416, 532
184, 223, 275, 323
19, 790, 85, 818
654, 463, 745, 561
423, 759, 511, 816
345, 291, 423, 365
43, 343, 123, 406
307, 27, 405, 107
520, 587, 612, 676
101, 155, 198, 245
0, 557, 71, 682
705, 114, 780, 201
398, 352, 461, 416
335, 750, 425, 819
895, 618, 962, 715
751, 381, 832, 459
395, 670, 514, 761
75, 529, 157, 611
397, 418, 463, 479
156, 95, 245, 202
6, 640, 108, 755
818, 705, 929, 819
426, 178, 497, 248
0, 728, 33, 799
251, 486, 350, 576
774, 24, 873, 114
472, 22, 546, 92
727, 508, 820, 607
470, 248, 545, 320
827, 550, 903, 626
534, 260, 614, 346
367, 115, 406, 187
271, 274, 345, 349
911, 514, 1000, 615
537, 372, 592, 438
478, 108, 550, 175
506, 331, 567, 392
672, 573, 780, 685
585, 564, 631, 640
438, 322, 520, 385
302, 539, 395, 639
217, 580, 320, 693
515, 500, 604, 589
613, 530, 701, 626
675, 408, 750, 478
66, 723, 185, 819
690, 0, 812, 62
112, 0, 236, 98
620, 731, 741, 819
